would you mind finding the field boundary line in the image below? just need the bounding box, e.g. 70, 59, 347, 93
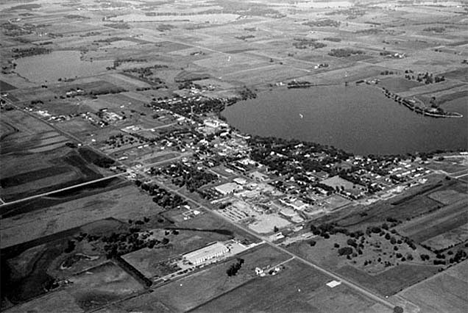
0, 173, 126, 208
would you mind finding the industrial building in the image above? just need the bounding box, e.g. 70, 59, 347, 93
183, 242, 230, 265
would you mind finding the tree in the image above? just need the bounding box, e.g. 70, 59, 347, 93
338, 247, 353, 256
393, 306, 404, 313
273, 226, 279, 233
347, 239, 357, 248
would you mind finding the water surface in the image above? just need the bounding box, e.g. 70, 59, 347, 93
15, 50, 112, 83
222, 85, 467, 155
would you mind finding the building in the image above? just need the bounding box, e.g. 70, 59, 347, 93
183, 242, 230, 265
214, 182, 243, 195
249, 171, 269, 182
203, 118, 228, 129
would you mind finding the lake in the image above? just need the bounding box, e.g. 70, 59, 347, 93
15, 50, 112, 83
222, 85, 467, 156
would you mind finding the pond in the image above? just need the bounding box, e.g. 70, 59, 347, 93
15, 50, 113, 83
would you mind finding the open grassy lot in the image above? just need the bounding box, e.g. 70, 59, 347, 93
398, 260, 468, 313
190, 258, 393, 313
324, 194, 351, 211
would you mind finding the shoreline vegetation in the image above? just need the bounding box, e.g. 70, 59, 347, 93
382, 87, 463, 119
285, 80, 463, 118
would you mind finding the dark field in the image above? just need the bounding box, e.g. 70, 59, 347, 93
397, 198, 468, 243
0, 176, 128, 218
1, 240, 68, 305
0, 80, 17, 91
0, 166, 70, 188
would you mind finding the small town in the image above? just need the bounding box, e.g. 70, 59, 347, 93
1, 1, 467, 313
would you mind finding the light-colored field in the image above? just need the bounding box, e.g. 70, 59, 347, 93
398, 260, 468, 313
248, 213, 291, 234
111, 13, 240, 23
324, 194, 352, 211
222, 64, 308, 85
103, 73, 152, 90
194, 53, 266, 71
428, 189, 467, 205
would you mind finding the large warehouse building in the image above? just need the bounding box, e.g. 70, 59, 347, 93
183, 242, 230, 265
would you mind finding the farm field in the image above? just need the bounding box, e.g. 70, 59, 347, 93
140, 244, 291, 312
1, 0, 468, 312
190, 258, 393, 313
0, 109, 116, 202
396, 197, 468, 244
398, 260, 468, 313
0, 183, 154, 249
334, 175, 461, 230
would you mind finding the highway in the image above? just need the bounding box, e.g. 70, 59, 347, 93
2, 97, 398, 310
132, 166, 398, 310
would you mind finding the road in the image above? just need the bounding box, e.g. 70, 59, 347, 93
132, 166, 397, 310
2, 98, 396, 310
0, 173, 126, 208
0, 97, 129, 209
